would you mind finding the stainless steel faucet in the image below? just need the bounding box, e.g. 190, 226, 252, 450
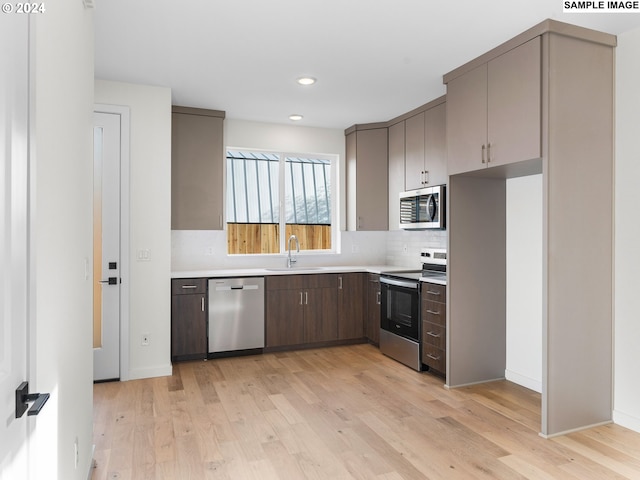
287, 234, 300, 268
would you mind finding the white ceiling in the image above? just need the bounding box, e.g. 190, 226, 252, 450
94, 1, 640, 129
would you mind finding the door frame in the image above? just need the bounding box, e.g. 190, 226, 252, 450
94, 104, 131, 381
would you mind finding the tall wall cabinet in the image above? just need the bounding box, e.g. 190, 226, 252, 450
171, 106, 225, 230
345, 124, 389, 231
444, 20, 615, 437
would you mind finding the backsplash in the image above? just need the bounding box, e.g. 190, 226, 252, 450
385, 230, 447, 268
172, 229, 447, 272
172, 230, 389, 271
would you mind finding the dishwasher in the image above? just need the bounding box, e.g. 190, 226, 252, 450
208, 277, 265, 354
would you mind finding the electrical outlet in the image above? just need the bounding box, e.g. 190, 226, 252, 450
137, 249, 150, 261
351, 244, 359, 253
141, 334, 150, 346
205, 247, 215, 256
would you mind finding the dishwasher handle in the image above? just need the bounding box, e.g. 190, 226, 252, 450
215, 284, 259, 292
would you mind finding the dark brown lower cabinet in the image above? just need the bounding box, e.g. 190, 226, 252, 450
365, 273, 381, 345
421, 282, 446, 375
265, 274, 338, 348
171, 278, 207, 361
337, 273, 366, 340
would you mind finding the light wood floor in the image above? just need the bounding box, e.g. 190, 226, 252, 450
92, 344, 640, 479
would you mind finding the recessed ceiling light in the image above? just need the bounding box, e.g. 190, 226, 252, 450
289, 114, 303, 121
296, 77, 316, 86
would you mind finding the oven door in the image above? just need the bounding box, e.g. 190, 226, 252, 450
380, 277, 419, 342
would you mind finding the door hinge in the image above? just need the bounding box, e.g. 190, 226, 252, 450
15, 381, 50, 418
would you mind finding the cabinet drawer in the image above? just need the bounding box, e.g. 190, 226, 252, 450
423, 343, 445, 374
266, 274, 307, 291
422, 321, 445, 349
422, 283, 446, 302
422, 300, 446, 326
266, 273, 337, 291
172, 278, 207, 295
308, 273, 338, 289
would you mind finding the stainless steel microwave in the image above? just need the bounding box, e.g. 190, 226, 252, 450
399, 185, 445, 230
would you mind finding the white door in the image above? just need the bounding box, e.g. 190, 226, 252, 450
93, 112, 122, 381
1, 12, 31, 479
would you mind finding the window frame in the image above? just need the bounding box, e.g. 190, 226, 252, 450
225, 147, 339, 256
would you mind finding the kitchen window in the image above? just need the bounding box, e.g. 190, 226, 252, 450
226, 149, 336, 254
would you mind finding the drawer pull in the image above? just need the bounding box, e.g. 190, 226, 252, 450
426, 331, 440, 338
426, 290, 441, 296
426, 309, 440, 315
427, 353, 441, 361
181, 285, 198, 289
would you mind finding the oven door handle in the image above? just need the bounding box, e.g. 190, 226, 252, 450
380, 277, 419, 289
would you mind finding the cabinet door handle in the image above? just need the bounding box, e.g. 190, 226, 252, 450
201, 296, 205, 312
426, 331, 440, 338
376, 291, 381, 304
305, 291, 308, 305
424, 170, 429, 185
181, 285, 198, 289
425, 290, 441, 296
426, 309, 440, 315
481, 144, 486, 164
300, 292, 303, 305
338, 276, 343, 290
427, 353, 441, 361
357, 216, 362, 230
487, 142, 492, 163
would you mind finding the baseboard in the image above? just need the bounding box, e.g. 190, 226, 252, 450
128, 363, 173, 380
613, 409, 640, 434
539, 419, 612, 439
504, 369, 542, 393
445, 376, 506, 389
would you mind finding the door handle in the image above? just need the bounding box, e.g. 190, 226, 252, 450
15, 381, 50, 418
99, 277, 118, 285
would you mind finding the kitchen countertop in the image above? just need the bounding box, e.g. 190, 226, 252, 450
171, 265, 447, 285
171, 265, 416, 279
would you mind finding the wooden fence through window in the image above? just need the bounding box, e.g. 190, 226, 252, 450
227, 223, 331, 254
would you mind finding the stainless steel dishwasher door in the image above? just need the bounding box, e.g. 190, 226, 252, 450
208, 277, 265, 353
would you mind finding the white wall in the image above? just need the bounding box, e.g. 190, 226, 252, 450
95, 80, 172, 380
505, 174, 542, 393
31, 3, 94, 479
173, 119, 389, 271
614, 26, 640, 433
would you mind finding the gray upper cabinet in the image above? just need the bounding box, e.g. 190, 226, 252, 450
171, 106, 225, 230
447, 37, 541, 175
404, 112, 425, 190
345, 125, 389, 231
424, 102, 447, 187
387, 121, 405, 230
405, 102, 447, 189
